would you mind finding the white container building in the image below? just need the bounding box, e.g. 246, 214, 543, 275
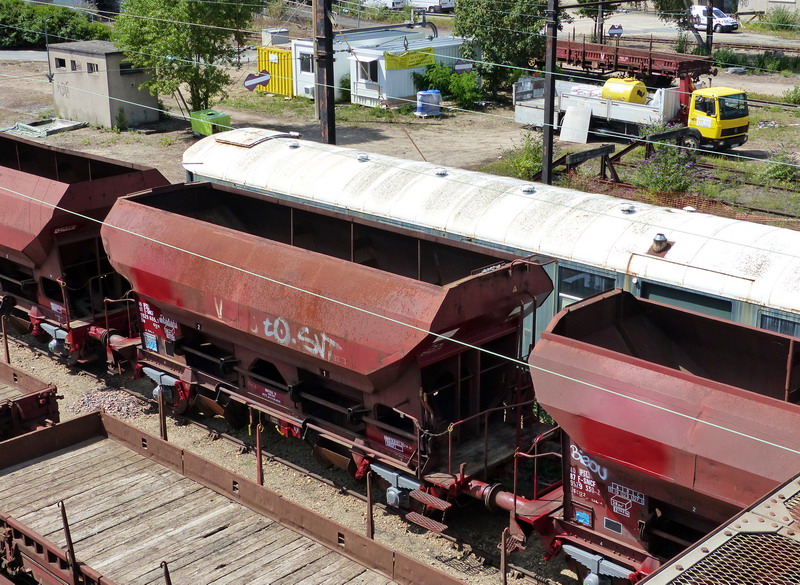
291, 28, 432, 100
349, 36, 467, 108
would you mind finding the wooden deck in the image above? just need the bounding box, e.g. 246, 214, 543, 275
0, 382, 21, 401
0, 437, 396, 585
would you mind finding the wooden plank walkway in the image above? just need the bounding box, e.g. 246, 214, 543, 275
0, 437, 397, 585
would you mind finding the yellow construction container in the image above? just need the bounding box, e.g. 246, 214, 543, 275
602, 78, 647, 104
256, 47, 294, 97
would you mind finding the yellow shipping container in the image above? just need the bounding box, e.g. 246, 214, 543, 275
256, 47, 294, 97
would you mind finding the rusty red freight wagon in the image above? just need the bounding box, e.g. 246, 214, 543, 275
554, 40, 715, 82
101, 181, 554, 532
0, 359, 58, 440
0, 134, 169, 368
527, 289, 800, 583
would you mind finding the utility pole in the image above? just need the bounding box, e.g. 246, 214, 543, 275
541, 0, 558, 185
705, 0, 714, 54
314, 0, 336, 144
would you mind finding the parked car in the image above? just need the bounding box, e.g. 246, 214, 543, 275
690, 5, 739, 32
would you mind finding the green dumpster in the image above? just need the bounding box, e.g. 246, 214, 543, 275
190, 109, 231, 136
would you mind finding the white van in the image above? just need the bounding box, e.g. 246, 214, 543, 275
690, 5, 738, 32
407, 0, 455, 13
368, 0, 407, 9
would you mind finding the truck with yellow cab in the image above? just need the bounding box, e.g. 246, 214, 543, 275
513, 76, 749, 150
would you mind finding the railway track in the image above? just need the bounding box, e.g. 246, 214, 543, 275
618, 35, 800, 55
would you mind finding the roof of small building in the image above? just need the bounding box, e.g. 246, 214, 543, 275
48, 40, 120, 56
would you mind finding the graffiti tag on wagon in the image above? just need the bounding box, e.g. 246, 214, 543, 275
262, 315, 342, 361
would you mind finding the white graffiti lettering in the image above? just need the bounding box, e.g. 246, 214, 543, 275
214, 297, 224, 320
570, 445, 608, 481
297, 326, 342, 360
263, 316, 291, 345
262, 316, 342, 361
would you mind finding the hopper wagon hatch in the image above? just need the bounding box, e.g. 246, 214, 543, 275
0, 134, 168, 366
102, 181, 554, 482
529, 289, 800, 579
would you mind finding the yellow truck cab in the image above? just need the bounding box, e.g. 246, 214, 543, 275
686, 87, 749, 150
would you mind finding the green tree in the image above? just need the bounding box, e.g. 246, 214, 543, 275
453, 0, 548, 95
0, 0, 110, 49
651, 0, 711, 52
112, 0, 262, 111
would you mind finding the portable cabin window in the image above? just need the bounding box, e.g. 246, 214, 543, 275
299, 53, 314, 73
70, 60, 81, 71
357, 59, 379, 83
557, 266, 615, 310
54, 57, 66, 69
640, 282, 732, 319
87, 62, 99, 74
761, 313, 800, 338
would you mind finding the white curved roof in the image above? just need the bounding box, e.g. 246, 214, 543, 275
184, 128, 800, 315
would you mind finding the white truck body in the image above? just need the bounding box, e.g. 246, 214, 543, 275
407, 0, 455, 12
514, 78, 682, 128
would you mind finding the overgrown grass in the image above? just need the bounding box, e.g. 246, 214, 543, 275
747, 6, 800, 34
713, 47, 800, 74
479, 132, 544, 180
218, 93, 315, 117
335, 103, 417, 123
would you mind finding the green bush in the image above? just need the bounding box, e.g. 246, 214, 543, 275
760, 6, 800, 32
509, 132, 544, 180
783, 86, 800, 105
412, 62, 452, 94
756, 148, 800, 186
631, 143, 701, 193
412, 63, 483, 110
448, 70, 482, 110
338, 73, 351, 103
0, 0, 110, 49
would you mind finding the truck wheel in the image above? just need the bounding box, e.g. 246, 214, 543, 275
714, 24, 723, 32
682, 135, 701, 150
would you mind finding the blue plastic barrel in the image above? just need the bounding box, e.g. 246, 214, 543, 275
416, 89, 442, 117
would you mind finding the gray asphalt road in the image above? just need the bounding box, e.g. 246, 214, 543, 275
0, 50, 48, 62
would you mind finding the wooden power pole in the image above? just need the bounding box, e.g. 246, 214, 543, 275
314, 0, 336, 144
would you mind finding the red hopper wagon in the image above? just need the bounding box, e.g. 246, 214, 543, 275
101, 181, 554, 531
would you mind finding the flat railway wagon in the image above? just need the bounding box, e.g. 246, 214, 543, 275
0, 411, 464, 585
554, 40, 715, 83
100, 180, 555, 532
0, 359, 58, 440
0, 134, 169, 368
183, 128, 800, 343
526, 289, 800, 584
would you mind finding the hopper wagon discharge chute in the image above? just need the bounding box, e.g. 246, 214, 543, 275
101, 181, 555, 532
525, 289, 800, 584
0, 134, 169, 368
